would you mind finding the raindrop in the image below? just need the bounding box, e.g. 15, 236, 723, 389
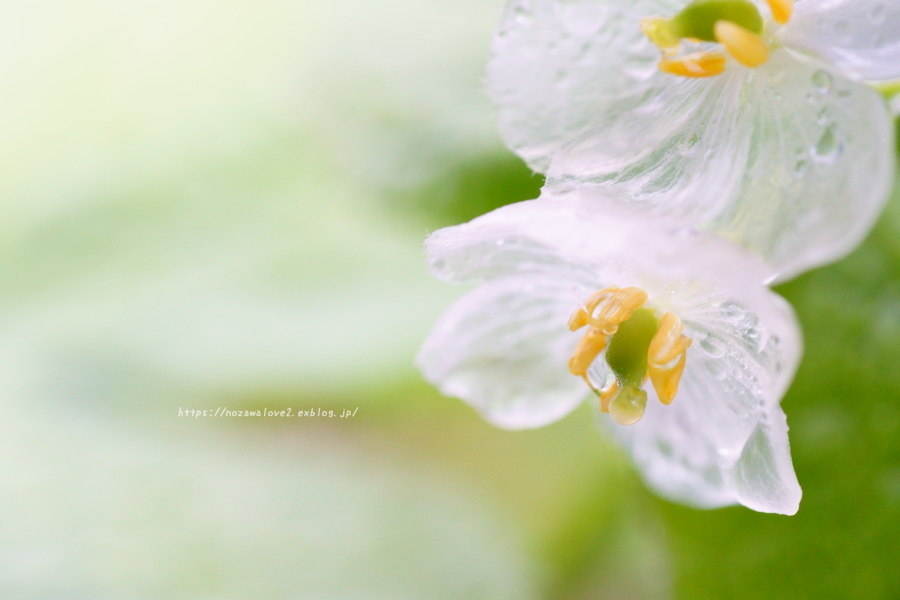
793, 159, 808, 178
514, 4, 533, 24
700, 336, 727, 358
833, 19, 850, 38
816, 107, 829, 126
871, 4, 886, 25
724, 303, 745, 320
812, 125, 842, 162
811, 70, 833, 95
622, 57, 657, 81
678, 134, 701, 157
706, 361, 728, 381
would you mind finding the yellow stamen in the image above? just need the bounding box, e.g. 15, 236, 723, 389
658, 51, 727, 78
713, 20, 769, 68
647, 312, 692, 405
568, 286, 648, 335
568, 327, 607, 377
594, 287, 648, 334
599, 380, 619, 413
568, 287, 619, 331
765, 0, 793, 25
640, 16, 681, 55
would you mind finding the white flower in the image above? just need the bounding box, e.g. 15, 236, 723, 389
487, 0, 898, 281
417, 190, 803, 514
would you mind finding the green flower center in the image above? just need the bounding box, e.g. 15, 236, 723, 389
606, 307, 660, 389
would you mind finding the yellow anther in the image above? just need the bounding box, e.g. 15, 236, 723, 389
568, 286, 647, 334
568, 327, 608, 377
599, 380, 619, 413
593, 287, 648, 334
640, 16, 681, 55
568, 287, 619, 331
765, 0, 793, 25
658, 51, 727, 78
714, 20, 769, 68
647, 312, 692, 405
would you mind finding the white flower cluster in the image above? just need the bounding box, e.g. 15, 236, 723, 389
418, 0, 900, 514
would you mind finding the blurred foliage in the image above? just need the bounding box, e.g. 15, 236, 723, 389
392, 152, 544, 228
371, 152, 900, 599
3, 0, 898, 596
657, 169, 900, 599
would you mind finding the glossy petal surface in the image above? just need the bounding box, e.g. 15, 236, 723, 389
488, 0, 895, 280
419, 195, 803, 513
780, 0, 900, 81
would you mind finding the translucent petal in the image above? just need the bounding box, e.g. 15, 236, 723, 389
424, 197, 642, 287
488, 0, 686, 174
488, 0, 894, 280
417, 276, 590, 429
731, 406, 802, 514
605, 282, 803, 514
780, 0, 900, 81
421, 195, 803, 511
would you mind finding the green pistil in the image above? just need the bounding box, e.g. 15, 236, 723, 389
605, 307, 660, 389
670, 0, 764, 42
875, 81, 900, 100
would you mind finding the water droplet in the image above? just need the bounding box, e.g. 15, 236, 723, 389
496, 239, 505, 246
871, 4, 886, 25
724, 303, 745, 320
793, 159, 808, 178
678, 134, 701, 157
622, 57, 657, 81
700, 336, 727, 358
706, 361, 727, 381
767, 65, 785, 84
816, 107, 829, 126
514, 4, 533, 24
609, 386, 647, 426
812, 125, 842, 163
811, 70, 833, 95
833, 19, 850, 38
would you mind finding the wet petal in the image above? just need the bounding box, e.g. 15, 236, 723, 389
731, 406, 802, 515
417, 275, 589, 429
605, 280, 803, 513
424, 197, 640, 286
780, 0, 900, 81
488, 0, 894, 280
488, 0, 689, 174
704, 51, 893, 281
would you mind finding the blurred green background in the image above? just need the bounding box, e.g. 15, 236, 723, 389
0, 0, 898, 598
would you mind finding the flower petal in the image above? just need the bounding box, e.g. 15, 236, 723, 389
417, 275, 590, 429
424, 197, 641, 286
780, 0, 900, 81
604, 281, 803, 514
488, 0, 895, 280
421, 195, 803, 512
731, 405, 802, 515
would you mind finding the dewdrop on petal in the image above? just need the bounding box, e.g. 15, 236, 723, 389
488, 0, 898, 281
417, 190, 804, 515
